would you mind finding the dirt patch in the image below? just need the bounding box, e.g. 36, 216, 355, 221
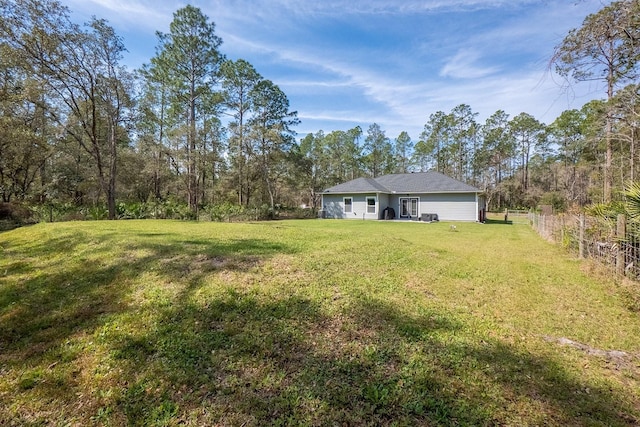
192, 254, 260, 272
160, 254, 261, 275
543, 335, 639, 368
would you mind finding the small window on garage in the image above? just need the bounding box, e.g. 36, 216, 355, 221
366, 197, 376, 214
344, 197, 352, 213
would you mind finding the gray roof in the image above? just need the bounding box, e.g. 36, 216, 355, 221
322, 177, 389, 193
323, 171, 481, 194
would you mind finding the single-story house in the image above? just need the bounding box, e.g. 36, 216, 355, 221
321, 171, 486, 222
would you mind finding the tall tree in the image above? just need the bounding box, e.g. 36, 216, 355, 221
247, 79, 299, 209
197, 115, 224, 205
420, 111, 452, 174
394, 131, 413, 173
476, 110, 514, 209
549, 109, 590, 204
145, 5, 224, 213
550, 109, 586, 168
0, 0, 134, 218
411, 139, 436, 172
344, 126, 363, 180
0, 41, 51, 202
362, 123, 393, 178
90, 18, 135, 217
552, 0, 640, 202
136, 71, 172, 202
510, 112, 545, 191
298, 131, 328, 210
611, 84, 640, 182
323, 127, 363, 183
324, 131, 348, 183
450, 104, 478, 181
221, 59, 261, 206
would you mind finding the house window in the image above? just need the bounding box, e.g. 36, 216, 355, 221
344, 197, 352, 213
366, 197, 376, 214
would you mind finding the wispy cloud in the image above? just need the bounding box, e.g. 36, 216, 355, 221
64, 0, 170, 29
58, 0, 607, 141
439, 50, 501, 79
291, 64, 599, 139
212, 0, 542, 17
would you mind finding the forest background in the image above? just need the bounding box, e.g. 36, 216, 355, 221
1, 0, 640, 221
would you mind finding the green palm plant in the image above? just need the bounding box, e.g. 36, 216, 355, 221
585, 201, 625, 221
623, 182, 640, 222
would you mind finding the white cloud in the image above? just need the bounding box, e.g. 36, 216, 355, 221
293, 65, 601, 140
57, 0, 608, 141
439, 50, 501, 79
212, 0, 541, 17
64, 0, 171, 30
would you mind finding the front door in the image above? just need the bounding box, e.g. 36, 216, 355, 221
399, 197, 419, 218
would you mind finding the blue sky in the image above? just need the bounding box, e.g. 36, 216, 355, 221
63, 0, 606, 142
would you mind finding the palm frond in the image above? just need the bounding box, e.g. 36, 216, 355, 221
623, 182, 640, 220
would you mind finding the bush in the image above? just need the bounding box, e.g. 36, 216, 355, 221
0, 202, 35, 230
539, 192, 567, 213
257, 204, 277, 220
0, 202, 33, 222
84, 205, 108, 220
205, 203, 283, 222
29, 202, 86, 222
148, 199, 194, 220
278, 206, 317, 219
206, 202, 246, 222
116, 202, 154, 220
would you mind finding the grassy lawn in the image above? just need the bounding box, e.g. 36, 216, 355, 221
0, 219, 639, 426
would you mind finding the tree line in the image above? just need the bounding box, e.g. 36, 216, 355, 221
1, 0, 639, 221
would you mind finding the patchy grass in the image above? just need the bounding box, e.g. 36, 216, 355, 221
0, 219, 639, 426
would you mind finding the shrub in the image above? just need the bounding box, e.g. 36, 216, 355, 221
149, 199, 194, 220
29, 202, 85, 222
278, 206, 317, 219
116, 202, 153, 220
539, 192, 567, 213
0, 202, 35, 230
206, 202, 245, 222
0, 202, 33, 222
84, 205, 108, 220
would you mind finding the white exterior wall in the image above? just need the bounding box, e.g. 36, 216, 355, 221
321, 194, 381, 219
377, 193, 389, 219
323, 192, 480, 221
385, 193, 479, 221
420, 193, 478, 221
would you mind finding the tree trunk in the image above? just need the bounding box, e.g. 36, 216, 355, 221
188, 90, 198, 213
107, 121, 117, 220
604, 114, 613, 203
604, 41, 615, 203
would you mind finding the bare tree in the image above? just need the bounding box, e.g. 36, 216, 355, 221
0, 0, 134, 218
551, 0, 640, 202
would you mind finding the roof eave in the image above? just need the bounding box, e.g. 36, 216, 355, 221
322, 190, 391, 195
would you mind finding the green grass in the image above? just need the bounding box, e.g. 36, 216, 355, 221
0, 219, 639, 426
